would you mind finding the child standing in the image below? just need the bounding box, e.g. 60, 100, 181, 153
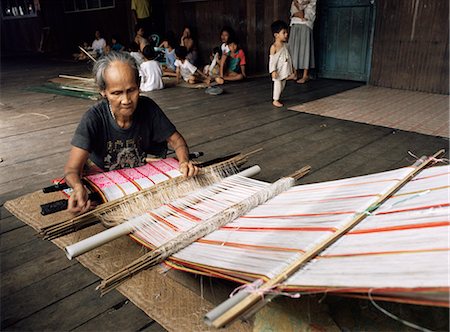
174, 46, 208, 84
269, 20, 295, 107
140, 45, 164, 92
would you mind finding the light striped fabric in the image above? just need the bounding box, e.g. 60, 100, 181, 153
131, 164, 449, 305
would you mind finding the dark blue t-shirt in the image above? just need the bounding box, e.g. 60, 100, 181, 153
71, 96, 176, 171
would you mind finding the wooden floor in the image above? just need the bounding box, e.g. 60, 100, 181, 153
1, 56, 449, 331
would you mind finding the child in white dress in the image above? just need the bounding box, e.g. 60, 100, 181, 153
269, 20, 296, 107
140, 45, 164, 92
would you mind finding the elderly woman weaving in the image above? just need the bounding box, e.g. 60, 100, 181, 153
64, 52, 198, 213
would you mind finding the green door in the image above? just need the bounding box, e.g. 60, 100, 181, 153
317, 0, 375, 81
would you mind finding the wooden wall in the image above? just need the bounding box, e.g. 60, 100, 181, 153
370, 0, 449, 94
1, 0, 133, 56
162, 0, 291, 74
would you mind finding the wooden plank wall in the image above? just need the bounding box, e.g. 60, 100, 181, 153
0, 0, 133, 56
370, 0, 449, 94
163, 0, 291, 74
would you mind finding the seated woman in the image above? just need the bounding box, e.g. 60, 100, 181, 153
215, 39, 246, 84
218, 26, 235, 55
183, 35, 198, 67
64, 52, 198, 213
134, 24, 149, 51
180, 26, 192, 47
92, 30, 106, 57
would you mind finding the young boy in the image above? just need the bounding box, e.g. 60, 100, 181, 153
269, 20, 296, 107
161, 37, 177, 77
216, 39, 246, 85
140, 45, 164, 92
111, 36, 125, 52
174, 46, 208, 85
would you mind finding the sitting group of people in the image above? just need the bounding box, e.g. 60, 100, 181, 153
73, 25, 247, 92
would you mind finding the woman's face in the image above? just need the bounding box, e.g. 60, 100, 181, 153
221, 31, 229, 43
102, 61, 140, 119
183, 27, 191, 37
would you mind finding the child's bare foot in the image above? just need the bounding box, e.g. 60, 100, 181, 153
215, 77, 224, 85
273, 100, 283, 107
297, 76, 310, 84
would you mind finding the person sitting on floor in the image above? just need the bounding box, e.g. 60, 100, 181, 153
184, 35, 199, 67
140, 45, 163, 92
219, 26, 235, 55
160, 37, 177, 76
216, 39, 246, 85
92, 30, 106, 57
129, 41, 145, 67
203, 47, 221, 78
174, 46, 208, 85
111, 36, 125, 52
134, 24, 149, 51
64, 52, 198, 213
73, 41, 93, 61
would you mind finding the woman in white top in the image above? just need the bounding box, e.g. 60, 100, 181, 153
92, 30, 106, 57
288, 0, 317, 84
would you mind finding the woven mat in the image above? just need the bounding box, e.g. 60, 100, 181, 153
289, 85, 449, 138
163, 77, 217, 89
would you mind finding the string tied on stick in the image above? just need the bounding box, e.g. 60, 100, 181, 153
230, 279, 301, 300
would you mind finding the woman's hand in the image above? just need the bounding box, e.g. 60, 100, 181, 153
179, 160, 199, 178
67, 184, 91, 214
272, 71, 279, 79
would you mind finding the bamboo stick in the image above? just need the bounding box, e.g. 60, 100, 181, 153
206, 149, 445, 328
59, 74, 95, 82
78, 45, 97, 62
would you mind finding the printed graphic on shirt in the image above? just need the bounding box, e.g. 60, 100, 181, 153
104, 138, 146, 170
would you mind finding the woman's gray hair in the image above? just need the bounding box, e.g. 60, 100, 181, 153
93, 51, 140, 91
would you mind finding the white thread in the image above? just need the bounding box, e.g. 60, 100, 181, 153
368, 290, 433, 332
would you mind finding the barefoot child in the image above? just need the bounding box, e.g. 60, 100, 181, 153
215, 39, 246, 85
269, 20, 295, 107
174, 46, 208, 85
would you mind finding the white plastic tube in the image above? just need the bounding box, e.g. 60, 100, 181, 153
64, 165, 261, 260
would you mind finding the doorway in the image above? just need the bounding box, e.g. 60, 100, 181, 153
317, 0, 375, 82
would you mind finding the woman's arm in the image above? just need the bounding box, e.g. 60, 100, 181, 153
166, 131, 198, 177
64, 146, 91, 213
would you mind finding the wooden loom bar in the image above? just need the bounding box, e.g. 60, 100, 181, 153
207, 149, 445, 328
